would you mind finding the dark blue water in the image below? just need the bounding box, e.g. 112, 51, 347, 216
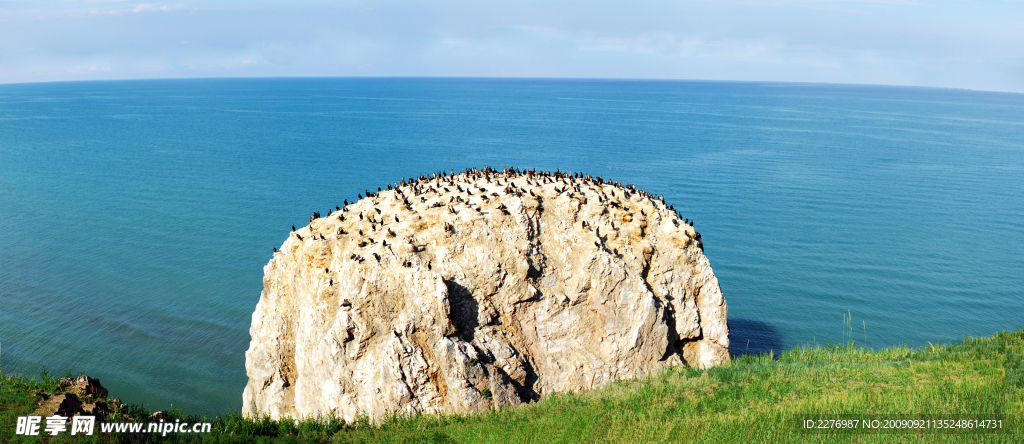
1, 78, 1021, 414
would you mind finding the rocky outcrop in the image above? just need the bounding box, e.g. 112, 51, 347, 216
243, 167, 729, 422
34, 376, 121, 421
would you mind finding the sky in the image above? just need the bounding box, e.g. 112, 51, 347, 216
1, 0, 1022, 92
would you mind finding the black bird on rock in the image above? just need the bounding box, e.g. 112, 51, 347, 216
292, 225, 296, 232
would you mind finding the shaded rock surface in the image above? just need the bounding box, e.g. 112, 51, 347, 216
34, 376, 121, 421
243, 167, 729, 422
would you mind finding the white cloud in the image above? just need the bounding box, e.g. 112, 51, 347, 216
0, 0, 1020, 92
131, 3, 185, 13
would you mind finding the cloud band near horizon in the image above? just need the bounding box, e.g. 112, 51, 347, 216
1, 0, 1022, 92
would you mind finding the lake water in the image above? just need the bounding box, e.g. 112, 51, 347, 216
1, 78, 1021, 415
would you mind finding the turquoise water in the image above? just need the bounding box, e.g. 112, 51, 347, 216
1, 78, 1021, 415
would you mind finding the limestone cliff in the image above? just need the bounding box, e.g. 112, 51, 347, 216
243, 167, 729, 422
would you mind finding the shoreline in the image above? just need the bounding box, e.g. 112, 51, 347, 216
3, 328, 1021, 442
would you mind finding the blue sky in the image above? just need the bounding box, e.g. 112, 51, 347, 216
1, 0, 1022, 92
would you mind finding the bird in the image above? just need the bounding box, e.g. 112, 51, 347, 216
296, 234, 304, 241
273, 247, 278, 253
292, 225, 296, 232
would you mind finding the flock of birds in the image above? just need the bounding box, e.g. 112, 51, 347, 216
273, 166, 700, 267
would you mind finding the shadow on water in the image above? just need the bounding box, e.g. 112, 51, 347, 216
729, 318, 784, 358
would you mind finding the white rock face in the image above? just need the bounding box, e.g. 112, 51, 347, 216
243, 168, 729, 422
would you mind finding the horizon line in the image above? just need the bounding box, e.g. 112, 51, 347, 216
2, 75, 1021, 96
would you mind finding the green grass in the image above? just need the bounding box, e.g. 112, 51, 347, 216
3, 329, 1022, 443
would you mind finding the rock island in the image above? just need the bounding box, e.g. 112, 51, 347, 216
243, 167, 729, 422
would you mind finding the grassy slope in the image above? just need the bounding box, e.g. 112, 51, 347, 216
2, 329, 1021, 443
